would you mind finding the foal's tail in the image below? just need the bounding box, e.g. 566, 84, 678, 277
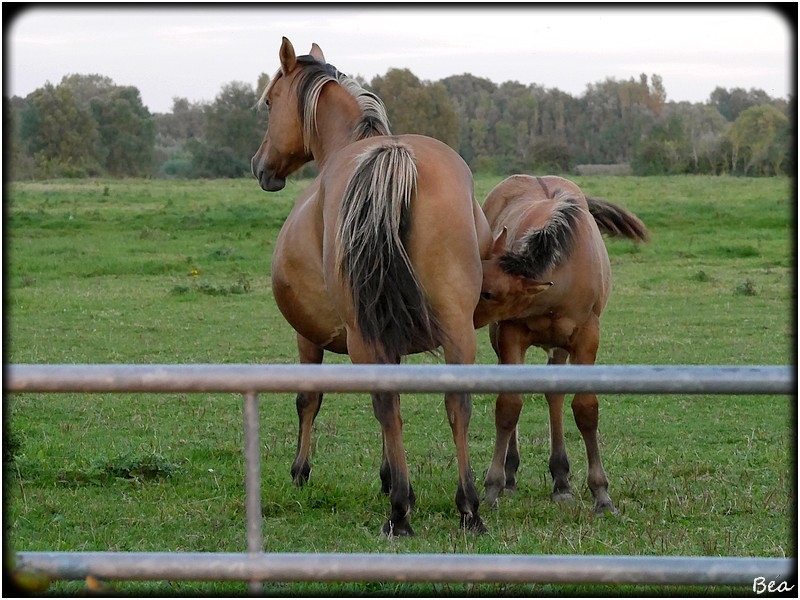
500, 192, 584, 280
585, 196, 650, 242
336, 141, 444, 360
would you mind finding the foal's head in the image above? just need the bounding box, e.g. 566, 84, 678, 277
473, 228, 553, 328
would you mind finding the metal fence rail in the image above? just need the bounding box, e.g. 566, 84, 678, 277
6, 363, 793, 394
16, 552, 795, 586
7, 363, 796, 591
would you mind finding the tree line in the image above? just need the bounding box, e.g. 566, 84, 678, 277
6, 69, 792, 180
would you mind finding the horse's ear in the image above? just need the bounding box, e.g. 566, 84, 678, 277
520, 277, 553, 295
279, 36, 297, 75
491, 227, 508, 256
309, 43, 325, 63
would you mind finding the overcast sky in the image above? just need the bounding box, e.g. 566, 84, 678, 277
6, 5, 793, 114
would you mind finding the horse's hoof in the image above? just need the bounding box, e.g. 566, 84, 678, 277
551, 490, 575, 503
595, 501, 618, 515
382, 519, 414, 538
482, 488, 501, 509
290, 462, 311, 486
461, 513, 488, 534
291, 472, 309, 487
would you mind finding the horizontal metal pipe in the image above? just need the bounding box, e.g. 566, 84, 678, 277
16, 552, 794, 586
4, 364, 794, 394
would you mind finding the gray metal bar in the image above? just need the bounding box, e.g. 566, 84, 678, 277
242, 392, 263, 595
4, 364, 794, 395
16, 552, 795, 586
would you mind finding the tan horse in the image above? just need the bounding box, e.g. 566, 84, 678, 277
473, 174, 648, 513
251, 37, 492, 535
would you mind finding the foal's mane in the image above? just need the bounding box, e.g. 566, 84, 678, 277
259, 55, 391, 153
499, 192, 584, 279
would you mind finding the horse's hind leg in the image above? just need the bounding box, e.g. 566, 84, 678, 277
372, 391, 415, 536
442, 327, 486, 532
347, 333, 415, 536
570, 317, 616, 514
546, 347, 574, 503
290, 334, 324, 486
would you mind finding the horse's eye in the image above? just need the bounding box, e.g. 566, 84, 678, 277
480, 291, 494, 301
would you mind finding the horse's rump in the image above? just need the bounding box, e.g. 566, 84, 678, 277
336, 140, 444, 360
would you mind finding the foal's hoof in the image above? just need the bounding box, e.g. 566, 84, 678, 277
461, 513, 488, 534
382, 519, 414, 538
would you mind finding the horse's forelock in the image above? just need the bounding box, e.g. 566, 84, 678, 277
256, 69, 282, 110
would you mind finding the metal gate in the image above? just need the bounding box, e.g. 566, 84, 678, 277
6, 364, 795, 592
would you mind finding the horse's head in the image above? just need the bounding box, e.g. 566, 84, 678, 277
251, 37, 326, 191
473, 228, 553, 328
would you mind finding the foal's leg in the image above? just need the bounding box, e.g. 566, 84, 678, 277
290, 334, 324, 486
483, 322, 528, 508
443, 327, 486, 532
570, 316, 615, 514
546, 347, 574, 503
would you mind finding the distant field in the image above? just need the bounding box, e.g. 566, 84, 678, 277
5, 175, 794, 596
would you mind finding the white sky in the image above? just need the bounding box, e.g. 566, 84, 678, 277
6, 5, 794, 114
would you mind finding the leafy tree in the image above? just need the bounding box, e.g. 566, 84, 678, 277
631, 113, 689, 175
727, 104, 790, 175
20, 83, 102, 177
59, 73, 116, 109
440, 74, 497, 163
709, 86, 774, 121
189, 81, 262, 178
370, 69, 460, 149
90, 86, 156, 176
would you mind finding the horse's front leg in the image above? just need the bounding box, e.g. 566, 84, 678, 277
484, 394, 524, 507
570, 317, 615, 514
484, 322, 529, 508
290, 334, 324, 486
546, 347, 574, 503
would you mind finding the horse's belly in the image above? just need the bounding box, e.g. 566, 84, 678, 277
521, 313, 577, 351
272, 247, 348, 354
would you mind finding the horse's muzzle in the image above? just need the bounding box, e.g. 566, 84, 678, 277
251, 155, 286, 192
260, 174, 286, 192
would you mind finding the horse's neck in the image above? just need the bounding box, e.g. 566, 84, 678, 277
312, 84, 365, 167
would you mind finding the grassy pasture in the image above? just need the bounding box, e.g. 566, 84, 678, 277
4, 175, 795, 596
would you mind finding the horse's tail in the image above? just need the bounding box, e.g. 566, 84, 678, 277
336, 141, 444, 360
500, 192, 583, 279
585, 196, 650, 242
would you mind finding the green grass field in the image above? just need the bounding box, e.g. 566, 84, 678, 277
5, 175, 794, 596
